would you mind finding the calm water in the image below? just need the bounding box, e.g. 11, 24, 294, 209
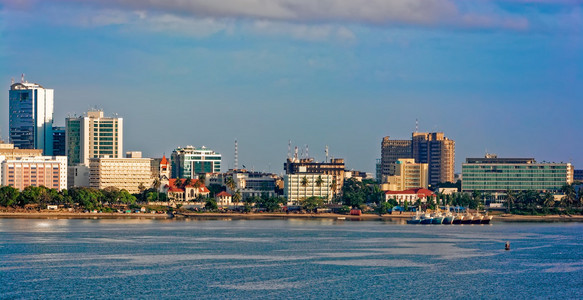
1, 218, 582, 299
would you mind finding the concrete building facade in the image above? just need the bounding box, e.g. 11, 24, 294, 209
66, 110, 123, 166
284, 157, 345, 195
380, 137, 412, 177
412, 132, 455, 186
461, 155, 574, 193
9, 81, 54, 155
381, 158, 429, 191
89, 157, 153, 193
0, 155, 67, 191
283, 174, 334, 205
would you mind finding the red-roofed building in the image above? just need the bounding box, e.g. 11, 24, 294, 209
215, 191, 232, 205
385, 188, 436, 204
164, 178, 210, 202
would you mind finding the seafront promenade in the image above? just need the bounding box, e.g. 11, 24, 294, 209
1, 211, 583, 222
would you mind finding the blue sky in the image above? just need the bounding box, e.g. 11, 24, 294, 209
1, 0, 582, 174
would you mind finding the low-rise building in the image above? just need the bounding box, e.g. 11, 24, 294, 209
0, 155, 67, 191
89, 156, 153, 193
215, 191, 232, 205
164, 178, 210, 202
385, 188, 435, 204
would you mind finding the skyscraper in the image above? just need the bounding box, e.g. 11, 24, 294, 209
380, 136, 412, 177
66, 110, 123, 166
412, 132, 455, 186
9, 79, 54, 155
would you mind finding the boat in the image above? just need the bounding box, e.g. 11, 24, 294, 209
471, 214, 484, 224
442, 213, 455, 225
406, 211, 422, 224
481, 215, 493, 224
420, 213, 433, 224
461, 213, 474, 224
452, 214, 463, 224
431, 214, 444, 224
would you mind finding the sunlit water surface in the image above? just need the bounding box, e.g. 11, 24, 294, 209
1, 218, 582, 299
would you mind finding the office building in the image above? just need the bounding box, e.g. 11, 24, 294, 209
574, 170, 583, 182
0, 141, 43, 160
380, 137, 412, 177
0, 155, 67, 191
227, 171, 277, 199
381, 158, 429, 191
171, 146, 221, 178
283, 173, 334, 205
284, 157, 345, 195
9, 80, 54, 155
52, 126, 66, 156
461, 154, 574, 193
66, 110, 123, 166
412, 132, 455, 186
89, 157, 153, 193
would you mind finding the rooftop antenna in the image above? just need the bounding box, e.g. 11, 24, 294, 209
234, 139, 238, 171
21, 73, 25, 83
294, 146, 298, 161
288, 140, 291, 159
325, 145, 329, 163
415, 118, 418, 133
306, 144, 309, 159
11, 78, 14, 85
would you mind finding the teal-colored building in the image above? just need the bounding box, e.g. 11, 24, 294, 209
171, 146, 221, 178
462, 155, 573, 193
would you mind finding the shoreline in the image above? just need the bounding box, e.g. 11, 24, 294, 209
0, 211, 582, 222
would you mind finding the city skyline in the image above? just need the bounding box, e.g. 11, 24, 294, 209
1, 1, 582, 174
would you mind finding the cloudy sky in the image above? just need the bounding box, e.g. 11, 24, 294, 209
1, 0, 582, 174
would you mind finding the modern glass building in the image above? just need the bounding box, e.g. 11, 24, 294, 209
462, 155, 573, 192
9, 81, 54, 155
171, 146, 221, 178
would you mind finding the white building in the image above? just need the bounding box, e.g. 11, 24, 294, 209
171, 146, 221, 178
9, 80, 54, 155
66, 110, 123, 166
0, 155, 67, 191
89, 157, 153, 193
228, 171, 277, 199
283, 174, 333, 205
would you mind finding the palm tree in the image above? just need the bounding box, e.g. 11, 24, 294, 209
542, 192, 555, 209
184, 177, 192, 188
330, 178, 338, 202
226, 176, 236, 192
233, 189, 242, 206
505, 190, 515, 213
315, 175, 323, 188
560, 184, 576, 208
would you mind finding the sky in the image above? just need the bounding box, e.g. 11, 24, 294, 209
1, 0, 582, 175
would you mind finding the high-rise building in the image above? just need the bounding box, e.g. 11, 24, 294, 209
9, 80, 54, 155
284, 157, 345, 195
380, 137, 412, 177
171, 146, 221, 178
411, 132, 455, 186
52, 126, 66, 156
66, 110, 123, 166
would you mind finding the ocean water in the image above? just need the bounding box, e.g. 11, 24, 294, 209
1, 218, 582, 299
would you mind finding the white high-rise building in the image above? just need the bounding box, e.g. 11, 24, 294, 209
66, 110, 123, 166
9, 79, 54, 155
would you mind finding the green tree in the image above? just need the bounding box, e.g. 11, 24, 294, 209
561, 184, 576, 208
341, 178, 366, 208
232, 190, 242, 206
0, 186, 20, 207
300, 196, 324, 213
255, 195, 285, 212
315, 176, 324, 188
377, 201, 393, 215
505, 190, 516, 213
225, 176, 236, 192
205, 198, 218, 211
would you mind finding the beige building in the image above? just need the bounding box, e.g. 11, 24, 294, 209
412, 132, 455, 186
283, 174, 334, 205
66, 110, 123, 166
0, 155, 67, 191
284, 157, 345, 195
89, 157, 153, 193
0, 142, 44, 159
381, 159, 428, 191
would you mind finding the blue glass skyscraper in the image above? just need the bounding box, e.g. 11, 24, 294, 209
9, 80, 54, 155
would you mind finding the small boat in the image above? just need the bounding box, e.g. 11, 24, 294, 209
481, 215, 493, 224
406, 212, 422, 224
471, 214, 484, 224
420, 213, 433, 224
431, 215, 444, 224
452, 214, 463, 224
337, 217, 346, 220
443, 213, 455, 225
461, 214, 474, 224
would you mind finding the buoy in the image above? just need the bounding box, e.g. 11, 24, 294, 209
505, 242, 510, 251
